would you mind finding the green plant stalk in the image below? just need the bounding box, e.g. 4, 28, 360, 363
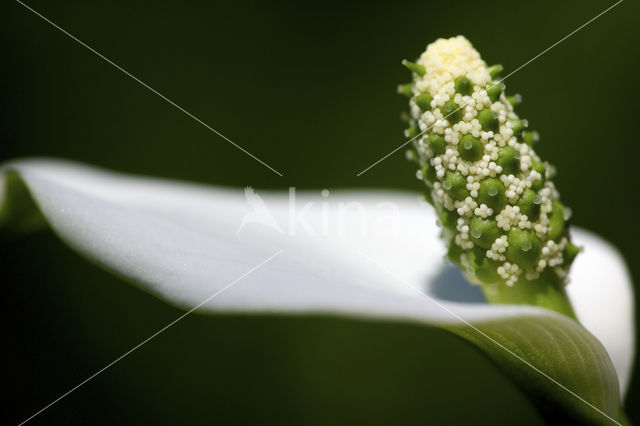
481, 270, 576, 319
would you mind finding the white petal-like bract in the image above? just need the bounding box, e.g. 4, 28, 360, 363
0, 159, 633, 419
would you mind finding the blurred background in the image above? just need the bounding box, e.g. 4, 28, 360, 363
2, 0, 638, 424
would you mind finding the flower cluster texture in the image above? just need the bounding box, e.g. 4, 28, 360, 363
402, 36, 580, 290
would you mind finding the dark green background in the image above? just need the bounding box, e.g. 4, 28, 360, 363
2, 0, 638, 424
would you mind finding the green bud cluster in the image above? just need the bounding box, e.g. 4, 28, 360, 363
402, 36, 579, 295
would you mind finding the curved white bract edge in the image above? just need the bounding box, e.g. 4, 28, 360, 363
0, 158, 634, 395
568, 230, 635, 395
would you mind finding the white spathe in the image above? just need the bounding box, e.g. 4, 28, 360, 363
0, 158, 634, 396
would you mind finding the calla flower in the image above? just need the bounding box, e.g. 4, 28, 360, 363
0, 158, 634, 424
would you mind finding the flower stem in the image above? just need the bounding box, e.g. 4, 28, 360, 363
480, 270, 577, 320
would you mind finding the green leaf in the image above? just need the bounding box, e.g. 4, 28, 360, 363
449, 316, 620, 424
